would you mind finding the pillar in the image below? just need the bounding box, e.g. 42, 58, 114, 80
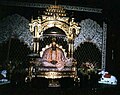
68, 43, 71, 58
37, 41, 39, 53
33, 42, 36, 52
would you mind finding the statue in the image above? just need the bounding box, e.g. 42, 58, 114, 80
38, 38, 73, 70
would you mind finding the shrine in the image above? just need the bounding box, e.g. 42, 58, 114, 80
0, 1, 109, 87
24, 4, 107, 87
0, 1, 119, 95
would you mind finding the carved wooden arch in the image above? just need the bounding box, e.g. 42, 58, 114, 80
74, 41, 102, 67
0, 14, 33, 49
74, 19, 107, 70
76, 41, 101, 52
74, 19, 103, 51
29, 17, 80, 41
40, 20, 69, 37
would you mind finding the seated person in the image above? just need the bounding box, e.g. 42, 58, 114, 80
41, 39, 73, 70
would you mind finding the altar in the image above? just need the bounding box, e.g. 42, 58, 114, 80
25, 4, 80, 84
29, 39, 77, 79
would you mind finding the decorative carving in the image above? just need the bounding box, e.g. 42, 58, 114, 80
0, 14, 33, 49
74, 19, 103, 51
29, 5, 80, 40
74, 19, 107, 70
102, 22, 107, 70
29, 5, 80, 55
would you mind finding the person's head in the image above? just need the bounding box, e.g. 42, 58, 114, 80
52, 38, 56, 50
52, 38, 56, 45
52, 41, 56, 46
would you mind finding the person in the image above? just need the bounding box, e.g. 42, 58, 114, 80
41, 38, 67, 70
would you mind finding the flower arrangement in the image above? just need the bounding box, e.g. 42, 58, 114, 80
78, 61, 97, 76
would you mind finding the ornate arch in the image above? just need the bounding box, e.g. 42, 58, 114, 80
74, 19, 107, 69
0, 14, 33, 49
29, 5, 80, 56
40, 20, 69, 37
74, 41, 102, 66
74, 19, 103, 51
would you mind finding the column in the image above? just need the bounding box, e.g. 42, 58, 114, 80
37, 41, 39, 53
33, 42, 36, 53
68, 43, 71, 58
101, 22, 107, 70
71, 43, 74, 58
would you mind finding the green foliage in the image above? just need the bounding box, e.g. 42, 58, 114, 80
78, 62, 98, 76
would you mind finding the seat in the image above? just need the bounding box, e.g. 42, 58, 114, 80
30, 42, 77, 79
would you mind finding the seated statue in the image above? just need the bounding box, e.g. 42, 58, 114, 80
39, 39, 73, 70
